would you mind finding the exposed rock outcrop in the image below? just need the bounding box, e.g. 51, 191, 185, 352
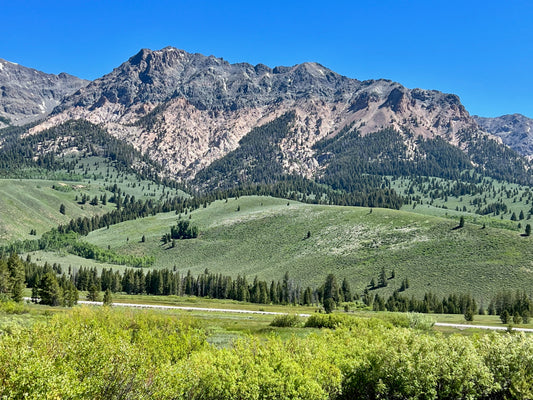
474, 114, 533, 157
23, 47, 505, 180
0, 59, 88, 127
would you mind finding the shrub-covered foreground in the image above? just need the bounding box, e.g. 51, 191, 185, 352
1, 307, 533, 399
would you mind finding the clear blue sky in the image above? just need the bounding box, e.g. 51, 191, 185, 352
1, 0, 532, 118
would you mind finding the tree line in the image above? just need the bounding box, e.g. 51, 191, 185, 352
7, 252, 533, 326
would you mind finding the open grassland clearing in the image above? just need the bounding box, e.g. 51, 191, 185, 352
0, 178, 115, 242
69, 196, 533, 303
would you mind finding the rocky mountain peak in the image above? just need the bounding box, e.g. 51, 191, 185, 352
26, 47, 503, 180
0, 58, 88, 127
474, 113, 533, 156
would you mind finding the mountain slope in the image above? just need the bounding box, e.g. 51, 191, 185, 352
76, 196, 533, 302
0, 59, 88, 127
27, 46, 521, 185
474, 114, 533, 157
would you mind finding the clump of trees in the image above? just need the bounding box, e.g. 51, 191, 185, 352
161, 220, 198, 244
488, 291, 531, 324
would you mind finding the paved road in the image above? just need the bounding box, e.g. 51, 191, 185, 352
433, 322, 533, 333
77, 300, 313, 317
27, 298, 533, 332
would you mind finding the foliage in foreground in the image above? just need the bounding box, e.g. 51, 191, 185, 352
1, 307, 533, 399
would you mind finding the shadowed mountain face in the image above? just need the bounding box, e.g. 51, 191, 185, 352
0, 59, 88, 127
474, 114, 533, 157
4, 46, 528, 186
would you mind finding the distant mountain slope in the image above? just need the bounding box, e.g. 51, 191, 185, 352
30, 48, 483, 173
80, 196, 533, 302
0, 58, 88, 128
4, 46, 528, 188
474, 114, 533, 157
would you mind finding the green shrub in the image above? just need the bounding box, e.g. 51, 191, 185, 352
406, 312, 435, 330
0, 300, 28, 315
304, 313, 392, 330
5, 307, 533, 399
304, 313, 347, 329
269, 314, 301, 327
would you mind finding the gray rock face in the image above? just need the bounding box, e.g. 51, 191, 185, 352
31, 47, 491, 179
55, 47, 359, 113
474, 114, 533, 156
0, 59, 88, 127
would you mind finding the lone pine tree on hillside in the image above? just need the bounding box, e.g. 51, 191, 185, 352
378, 266, 388, 288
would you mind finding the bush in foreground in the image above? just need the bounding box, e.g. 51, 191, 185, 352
269, 313, 301, 327
1, 307, 533, 399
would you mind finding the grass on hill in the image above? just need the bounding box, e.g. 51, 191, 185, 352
60, 195, 533, 303
391, 175, 533, 232
0, 156, 187, 244
0, 179, 115, 243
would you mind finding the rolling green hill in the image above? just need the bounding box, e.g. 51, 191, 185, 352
48, 195, 532, 303
0, 152, 187, 244
0, 179, 115, 243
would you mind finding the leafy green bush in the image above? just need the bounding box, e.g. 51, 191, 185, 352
3, 307, 533, 399
269, 314, 301, 327
406, 312, 435, 330
0, 307, 206, 399
304, 313, 392, 330
0, 300, 28, 315
304, 313, 347, 329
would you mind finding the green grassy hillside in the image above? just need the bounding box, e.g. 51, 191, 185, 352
70, 196, 533, 302
0, 179, 116, 243
0, 156, 186, 243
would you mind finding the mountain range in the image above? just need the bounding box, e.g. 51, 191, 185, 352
0, 47, 531, 189
474, 114, 533, 157
0, 58, 88, 128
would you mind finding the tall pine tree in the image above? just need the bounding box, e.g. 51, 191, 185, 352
7, 253, 25, 302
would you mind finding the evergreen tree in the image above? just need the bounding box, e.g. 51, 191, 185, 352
7, 253, 24, 302
500, 309, 511, 324
87, 284, 100, 302
459, 216, 465, 228
39, 272, 61, 306
525, 224, 531, 237
378, 267, 388, 288
31, 285, 40, 303
323, 297, 335, 314
341, 278, 352, 302
0, 258, 9, 296
323, 274, 340, 304
370, 277, 376, 289
59, 203, 66, 215
103, 288, 113, 306
63, 281, 78, 307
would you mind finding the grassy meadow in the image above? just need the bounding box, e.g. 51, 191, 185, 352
0, 156, 185, 243
50, 195, 532, 303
